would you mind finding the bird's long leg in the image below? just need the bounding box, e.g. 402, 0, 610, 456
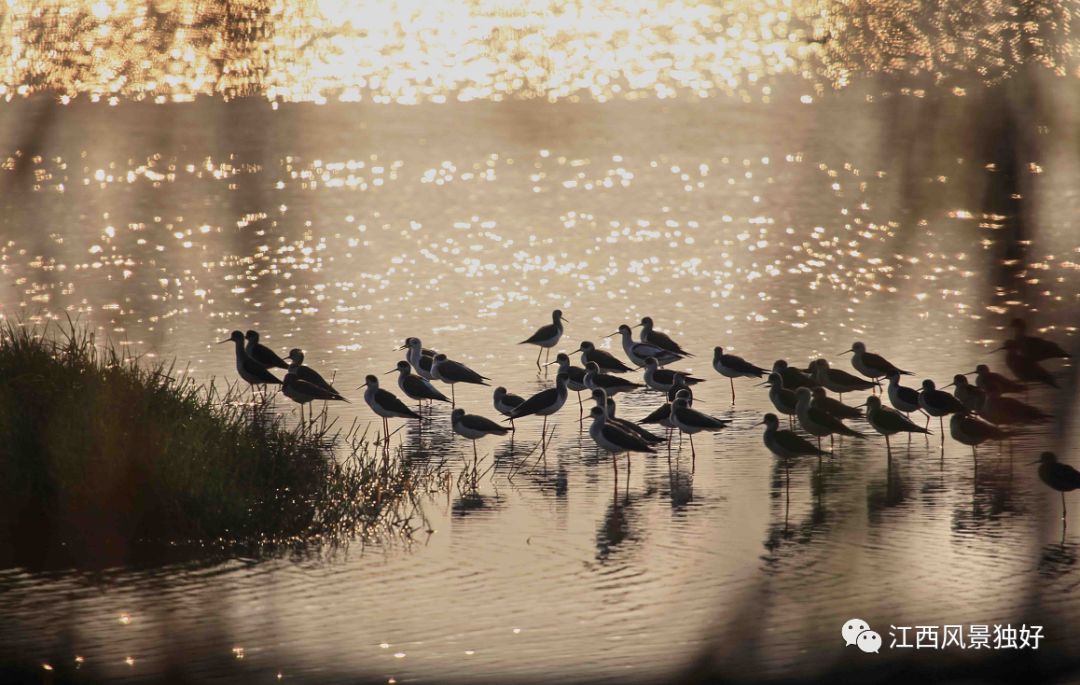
545, 347, 551, 366
885, 433, 891, 457
473, 440, 478, 461
730, 378, 735, 405
925, 414, 931, 430
1063, 492, 1067, 521
535, 346, 543, 370
451, 385, 456, 407
939, 416, 945, 443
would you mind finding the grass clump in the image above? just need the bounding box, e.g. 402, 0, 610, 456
0, 320, 433, 567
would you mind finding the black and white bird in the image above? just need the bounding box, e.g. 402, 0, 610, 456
283, 369, 347, 422
573, 340, 634, 374
842, 341, 912, 383
493, 386, 526, 429
998, 340, 1058, 388
771, 359, 818, 391
712, 346, 766, 404
388, 359, 450, 408
942, 374, 986, 413
546, 352, 589, 411
1034, 452, 1080, 520
286, 349, 343, 397
642, 357, 703, 393
949, 411, 1012, 461
360, 374, 423, 439
636, 317, 693, 357
244, 330, 289, 370
759, 413, 827, 460
587, 406, 656, 473
969, 364, 1024, 396
809, 358, 877, 399
520, 309, 568, 368
612, 324, 684, 367
811, 386, 863, 421
794, 387, 864, 449
863, 396, 930, 452
670, 396, 730, 459
589, 389, 665, 444
1010, 319, 1071, 362
431, 353, 490, 405
918, 379, 966, 437
885, 370, 922, 416
761, 372, 798, 426
506, 372, 570, 437
584, 361, 644, 396
220, 330, 281, 389
400, 337, 437, 380
978, 393, 1052, 427
451, 408, 510, 459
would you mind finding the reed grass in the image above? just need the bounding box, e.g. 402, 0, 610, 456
0, 320, 436, 565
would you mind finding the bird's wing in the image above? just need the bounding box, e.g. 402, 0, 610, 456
375, 388, 419, 416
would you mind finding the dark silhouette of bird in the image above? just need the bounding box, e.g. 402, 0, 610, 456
1010, 319, 1071, 362
244, 329, 289, 370
1034, 452, 1080, 519
520, 309, 567, 368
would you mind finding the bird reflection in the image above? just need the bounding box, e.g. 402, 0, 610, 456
866, 460, 907, 521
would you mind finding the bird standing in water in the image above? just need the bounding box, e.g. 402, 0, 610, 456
1009, 319, 1072, 362
220, 330, 281, 391
636, 317, 693, 357
713, 346, 766, 404
244, 330, 289, 370
360, 374, 423, 442
520, 310, 568, 369
1034, 452, 1080, 521
451, 408, 510, 460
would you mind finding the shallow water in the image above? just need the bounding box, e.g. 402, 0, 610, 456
2, 2, 1080, 682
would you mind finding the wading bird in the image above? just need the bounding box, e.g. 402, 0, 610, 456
584, 361, 644, 396
795, 387, 864, 449
588, 406, 656, 475
590, 389, 664, 444
885, 371, 921, 416
360, 374, 423, 440
918, 379, 966, 437
493, 386, 526, 429
811, 386, 863, 421
636, 316, 693, 357
573, 341, 633, 374
388, 360, 450, 409
611, 324, 684, 367
841, 341, 912, 385
244, 330, 289, 370
286, 349, 342, 397
431, 353, 491, 405
220, 330, 281, 390
643, 357, 703, 393
863, 396, 930, 453
283, 369, 347, 422
713, 346, 766, 404
970, 364, 1024, 396
451, 408, 510, 459
759, 413, 827, 460
1034, 452, 1080, 520
998, 340, 1058, 389
949, 411, 1011, 462
809, 358, 877, 399
670, 396, 729, 460
1010, 319, 1071, 362
520, 310, 567, 369
760, 372, 798, 427
506, 372, 570, 438
400, 337, 438, 380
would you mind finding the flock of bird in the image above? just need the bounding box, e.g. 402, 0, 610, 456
220, 315, 1079, 519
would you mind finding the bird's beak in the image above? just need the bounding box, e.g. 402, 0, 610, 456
356, 381, 369, 389
561, 314, 569, 322
217, 338, 230, 344
1027, 459, 1042, 465
543, 360, 558, 367
397, 344, 407, 351
754, 381, 769, 387
631, 323, 642, 328
754, 419, 766, 426
604, 331, 618, 338
384, 369, 397, 375
963, 370, 976, 375
941, 382, 955, 389
838, 348, 853, 355
988, 346, 1005, 354
854, 402, 868, 408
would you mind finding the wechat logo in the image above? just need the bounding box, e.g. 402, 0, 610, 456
842, 618, 881, 654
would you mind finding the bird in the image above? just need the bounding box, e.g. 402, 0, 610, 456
949, 411, 1012, 461
451, 408, 510, 459
400, 337, 437, 380
969, 364, 1024, 396
809, 358, 877, 399
885, 370, 922, 416
493, 386, 526, 429
219, 330, 282, 389
360, 374, 423, 440
506, 372, 570, 438
244, 330, 289, 370
545, 352, 589, 411
635, 316, 693, 357
794, 387, 864, 449
610, 324, 684, 367
942, 374, 986, 413
642, 357, 703, 393
669, 396, 730, 459
285, 349, 343, 397
771, 359, 818, 390
918, 379, 966, 437
520, 309, 568, 369
841, 341, 912, 383
1010, 319, 1071, 362
283, 369, 347, 422
760, 372, 798, 426
638, 388, 693, 438
587, 406, 656, 474
590, 389, 665, 444
978, 393, 1052, 427
997, 340, 1058, 388
573, 341, 634, 374
1033, 452, 1080, 520
431, 353, 490, 405
387, 360, 450, 409
811, 386, 864, 421
759, 413, 827, 460
712, 346, 766, 404
863, 396, 930, 452
584, 361, 644, 396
